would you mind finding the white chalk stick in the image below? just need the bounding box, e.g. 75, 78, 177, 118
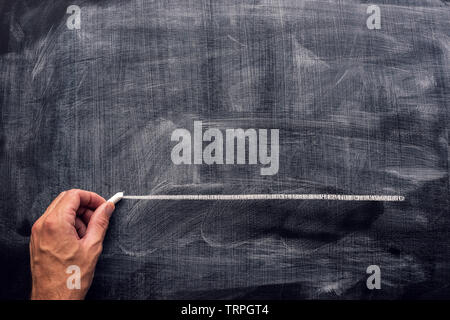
108, 192, 124, 204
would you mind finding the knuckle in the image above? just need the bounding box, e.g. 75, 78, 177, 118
96, 216, 110, 230
42, 218, 57, 231
67, 189, 80, 195
31, 222, 40, 235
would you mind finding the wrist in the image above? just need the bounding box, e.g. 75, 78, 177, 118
31, 283, 86, 300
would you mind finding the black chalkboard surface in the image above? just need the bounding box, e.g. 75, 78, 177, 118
0, 0, 449, 299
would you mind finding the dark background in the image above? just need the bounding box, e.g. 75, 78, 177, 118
0, 0, 449, 299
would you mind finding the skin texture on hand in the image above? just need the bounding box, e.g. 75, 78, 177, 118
29, 189, 115, 300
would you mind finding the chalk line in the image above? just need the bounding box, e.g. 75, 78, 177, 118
122, 194, 405, 202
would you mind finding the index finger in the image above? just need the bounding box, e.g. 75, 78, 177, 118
58, 189, 106, 213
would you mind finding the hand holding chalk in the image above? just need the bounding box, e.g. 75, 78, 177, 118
29, 189, 115, 300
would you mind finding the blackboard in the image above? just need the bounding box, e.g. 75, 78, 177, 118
0, 0, 449, 299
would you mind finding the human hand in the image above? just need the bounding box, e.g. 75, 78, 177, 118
29, 189, 115, 300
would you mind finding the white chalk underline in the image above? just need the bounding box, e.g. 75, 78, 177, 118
122, 194, 405, 202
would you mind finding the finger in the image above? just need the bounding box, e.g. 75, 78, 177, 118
84, 202, 115, 246
79, 208, 95, 225
66, 189, 106, 211
52, 189, 106, 219
75, 217, 87, 238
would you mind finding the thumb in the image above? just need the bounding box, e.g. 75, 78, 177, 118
84, 201, 115, 244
